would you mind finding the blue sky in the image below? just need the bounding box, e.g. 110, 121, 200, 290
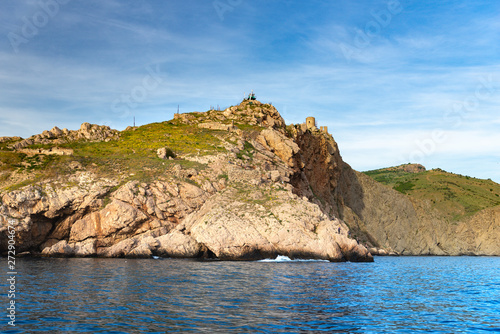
1, 0, 499, 182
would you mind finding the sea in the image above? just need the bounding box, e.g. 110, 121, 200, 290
1, 256, 499, 333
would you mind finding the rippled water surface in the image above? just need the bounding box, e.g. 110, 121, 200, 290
2, 256, 499, 333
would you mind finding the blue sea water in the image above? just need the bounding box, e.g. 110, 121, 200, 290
1, 256, 499, 333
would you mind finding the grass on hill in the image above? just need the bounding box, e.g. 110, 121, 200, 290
0, 118, 232, 191
364, 165, 500, 222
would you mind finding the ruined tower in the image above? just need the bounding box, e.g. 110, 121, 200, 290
306, 116, 316, 129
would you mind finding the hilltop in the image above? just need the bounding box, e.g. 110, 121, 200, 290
0, 100, 498, 259
0, 100, 371, 261
353, 164, 500, 255
364, 164, 500, 222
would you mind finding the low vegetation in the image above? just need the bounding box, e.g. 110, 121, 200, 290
0, 114, 230, 190
236, 141, 255, 160
364, 165, 500, 221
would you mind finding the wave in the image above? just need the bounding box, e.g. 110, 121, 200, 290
258, 255, 329, 263
151, 255, 329, 262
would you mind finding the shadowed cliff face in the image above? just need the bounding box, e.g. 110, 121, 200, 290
289, 122, 499, 256
292, 130, 342, 207
290, 128, 366, 235
346, 172, 500, 256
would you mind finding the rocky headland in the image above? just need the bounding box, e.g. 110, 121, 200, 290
0, 99, 498, 260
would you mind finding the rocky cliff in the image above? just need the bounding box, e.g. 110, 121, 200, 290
357, 165, 500, 255
0, 99, 498, 260
0, 100, 372, 261
333, 171, 496, 255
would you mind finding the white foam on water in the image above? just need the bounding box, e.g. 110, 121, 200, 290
258, 255, 329, 263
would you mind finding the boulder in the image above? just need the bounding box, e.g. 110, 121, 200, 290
42, 240, 74, 256
257, 128, 299, 168
157, 148, 166, 159
72, 238, 97, 256
270, 170, 281, 182
156, 230, 201, 257
128, 236, 159, 258
98, 238, 136, 257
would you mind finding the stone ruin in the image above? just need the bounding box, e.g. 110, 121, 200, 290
300, 117, 328, 134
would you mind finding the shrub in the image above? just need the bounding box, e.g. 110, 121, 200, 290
393, 181, 415, 194
164, 148, 176, 159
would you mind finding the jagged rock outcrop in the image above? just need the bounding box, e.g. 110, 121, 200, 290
7, 123, 119, 151
0, 136, 22, 143
257, 128, 300, 169
394, 163, 426, 173
175, 100, 285, 129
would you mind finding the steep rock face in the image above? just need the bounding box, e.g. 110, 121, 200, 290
452, 206, 500, 255
337, 170, 443, 255
184, 189, 369, 261
0, 173, 218, 257
289, 122, 499, 256
415, 203, 500, 256
3, 153, 371, 261
257, 128, 300, 169
0, 174, 112, 252
333, 168, 500, 255
290, 128, 344, 218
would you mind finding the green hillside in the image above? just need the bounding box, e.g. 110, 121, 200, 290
363, 164, 500, 222
0, 120, 225, 191
0, 103, 266, 191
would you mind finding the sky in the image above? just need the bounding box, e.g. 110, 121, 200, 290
0, 0, 499, 182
